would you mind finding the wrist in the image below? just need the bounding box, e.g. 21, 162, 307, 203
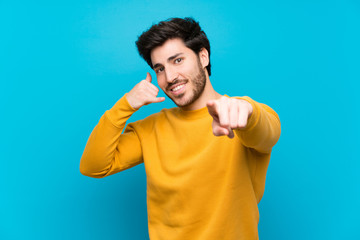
124, 93, 139, 111
125, 93, 141, 110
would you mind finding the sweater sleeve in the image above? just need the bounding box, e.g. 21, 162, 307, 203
234, 96, 281, 154
79, 94, 143, 178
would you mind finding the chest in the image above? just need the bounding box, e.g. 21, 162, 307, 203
140, 116, 245, 182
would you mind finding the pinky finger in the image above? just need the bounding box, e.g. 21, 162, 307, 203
237, 108, 249, 129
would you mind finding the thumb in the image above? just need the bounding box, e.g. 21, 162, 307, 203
145, 72, 152, 83
151, 96, 166, 103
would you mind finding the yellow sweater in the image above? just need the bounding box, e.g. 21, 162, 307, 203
80, 94, 281, 240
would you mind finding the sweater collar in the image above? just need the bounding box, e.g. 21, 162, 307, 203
174, 105, 210, 120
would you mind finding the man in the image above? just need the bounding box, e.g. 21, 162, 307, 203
80, 17, 281, 240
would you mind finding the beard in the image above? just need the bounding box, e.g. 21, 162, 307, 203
165, 60, 207, 108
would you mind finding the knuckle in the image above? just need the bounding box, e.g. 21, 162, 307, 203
238, 122, 247, 129
240, 100, 250, 109
210, 100, 218, 108
140, 80, 149, 87
220, 97, 229, 104
220, 121, 229, 128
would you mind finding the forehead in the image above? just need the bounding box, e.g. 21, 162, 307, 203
150, 38, 194, 65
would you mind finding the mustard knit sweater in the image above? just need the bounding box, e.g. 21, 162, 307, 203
80, 94, 281, 240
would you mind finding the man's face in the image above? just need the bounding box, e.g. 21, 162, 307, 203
150, 38, 207, 108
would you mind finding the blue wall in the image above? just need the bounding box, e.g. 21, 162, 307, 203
1, 0, 359, 239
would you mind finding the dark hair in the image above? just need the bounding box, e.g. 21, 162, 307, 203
136, 17, 212, 76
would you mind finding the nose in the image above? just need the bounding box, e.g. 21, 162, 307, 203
164, 66, 178, 83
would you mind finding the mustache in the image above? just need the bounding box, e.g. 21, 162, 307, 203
166, 79, 188, 91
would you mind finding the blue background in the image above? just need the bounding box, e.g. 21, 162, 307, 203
1, 0, 359, 239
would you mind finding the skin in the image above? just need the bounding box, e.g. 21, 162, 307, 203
126, 38, 253, 138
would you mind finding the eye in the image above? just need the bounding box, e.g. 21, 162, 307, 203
156, 66, 164, 73
174, 58, 182, 64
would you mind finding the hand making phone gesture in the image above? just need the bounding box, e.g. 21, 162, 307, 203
126, 73, 165, 109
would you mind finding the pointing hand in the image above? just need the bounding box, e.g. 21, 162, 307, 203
206, 96, 253, 139
126, 73, 165, 109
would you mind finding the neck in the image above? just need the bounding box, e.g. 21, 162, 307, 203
180, 75, 222, 111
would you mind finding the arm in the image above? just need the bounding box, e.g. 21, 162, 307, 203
234, 96, 281, 153
206, 96, 281, 153
80, 73, 165, 178
79, 94, 142, 178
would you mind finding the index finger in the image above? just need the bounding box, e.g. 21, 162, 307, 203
206, 100, 220, 120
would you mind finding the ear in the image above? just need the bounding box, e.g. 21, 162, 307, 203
198, 48, 209, 69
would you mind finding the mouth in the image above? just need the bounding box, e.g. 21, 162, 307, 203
168, 81, 187, 96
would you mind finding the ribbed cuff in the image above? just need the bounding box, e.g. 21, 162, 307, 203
105, 93, 138, 128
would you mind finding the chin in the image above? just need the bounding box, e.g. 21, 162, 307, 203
173, 94, 197, 108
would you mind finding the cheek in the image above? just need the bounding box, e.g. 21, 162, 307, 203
179, 66, 194, 80
157, 78, 166, 90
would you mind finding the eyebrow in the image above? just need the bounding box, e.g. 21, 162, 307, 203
153, 53, 184, 69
